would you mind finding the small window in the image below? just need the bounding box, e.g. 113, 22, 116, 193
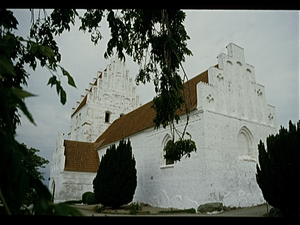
105, 111, 110, 123
161, 134, 174, 168
165, 140, 175, 165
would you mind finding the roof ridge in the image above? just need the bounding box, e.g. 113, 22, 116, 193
64, 139, 95, 144
94, 69, 209, 149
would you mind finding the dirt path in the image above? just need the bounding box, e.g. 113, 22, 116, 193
71, 203, 269, 217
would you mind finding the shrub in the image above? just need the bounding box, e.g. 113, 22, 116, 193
125, 202, 142, 215
86, 192, 97, 205
93, 139, 137, 208
82, 191, 93, 204
256, 120, 300, 217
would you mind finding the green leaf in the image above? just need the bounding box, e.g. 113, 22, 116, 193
14, 96, 35, 125
10, 87, 37, 99
0, 54, 16, 76
46, 75, 67, 105
47, 76, 57, 87
55, 80, 61, 95
40, 45, 55, 58
60, 87, 67, 105
60, 66, 76, 88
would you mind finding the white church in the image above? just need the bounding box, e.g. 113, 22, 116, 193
49, 43, 277, 209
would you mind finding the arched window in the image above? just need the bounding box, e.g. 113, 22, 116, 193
237, 126, 254, 157
161, 134, 174, 167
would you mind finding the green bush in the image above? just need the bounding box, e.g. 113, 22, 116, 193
125, 202, 142, 215
93, 139, 137, 208
256, 120, 300, 217
86, 192, 97, 205
82, 191, 93, 204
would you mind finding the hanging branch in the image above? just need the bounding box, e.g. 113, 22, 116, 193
173, 49, 192, 139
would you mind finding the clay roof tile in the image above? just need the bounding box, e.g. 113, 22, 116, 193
94, 70, 209, 149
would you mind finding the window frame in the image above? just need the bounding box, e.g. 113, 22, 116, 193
161, 134, 174, 169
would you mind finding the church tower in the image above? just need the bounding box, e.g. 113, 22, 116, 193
68, 58, 141, 142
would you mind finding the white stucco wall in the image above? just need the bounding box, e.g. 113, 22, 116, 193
51, 43, 277, 207
97, 108, 275, 209
50, 58, 141, 202
96, 43, 277, 209
68, 58, 141, 142
50, 171, 96, 203
49, 132, 97, 203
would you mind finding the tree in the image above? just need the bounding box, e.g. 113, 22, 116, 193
20, 144, 49, 206
256, 120, 300, 217
93, 139, 137, 208
80, 9, 196, 160
0, 8, 78, 215
0, 8, 194, 214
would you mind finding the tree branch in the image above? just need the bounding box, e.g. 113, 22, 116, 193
0, 188, 11, 215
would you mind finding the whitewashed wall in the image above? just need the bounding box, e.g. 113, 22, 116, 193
69, 58, 141, 142
97, 43, 277, 210
97, 111, 275, 209
50, 171, 96, 203
50, 58, 140, 202
52, 43, 277, 206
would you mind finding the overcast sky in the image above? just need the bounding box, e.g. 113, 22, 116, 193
11, 9, 299, 186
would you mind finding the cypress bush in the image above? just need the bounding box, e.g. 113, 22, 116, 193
256, 120, 300, 217
93, 139, 137, 208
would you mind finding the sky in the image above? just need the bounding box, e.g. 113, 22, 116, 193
10, 9, 299, 186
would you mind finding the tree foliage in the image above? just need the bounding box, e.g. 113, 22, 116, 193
93, 139, 137, 208
256, 120, 300, 217
19, 144, 49, 205
33, 9, 196, 162
0, 8, 79, 215
79, 9, 192, 130
0, 8, 195, 214
164, 132, 196, 163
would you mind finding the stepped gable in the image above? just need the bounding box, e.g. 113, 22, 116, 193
63, 70, 208, 171
94, 70, 209, 150
71, 71, 103, 118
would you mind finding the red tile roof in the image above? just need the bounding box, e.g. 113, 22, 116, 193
63, 69, 208, 172
64, 140, 99, 172
94, 70, 209, 150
